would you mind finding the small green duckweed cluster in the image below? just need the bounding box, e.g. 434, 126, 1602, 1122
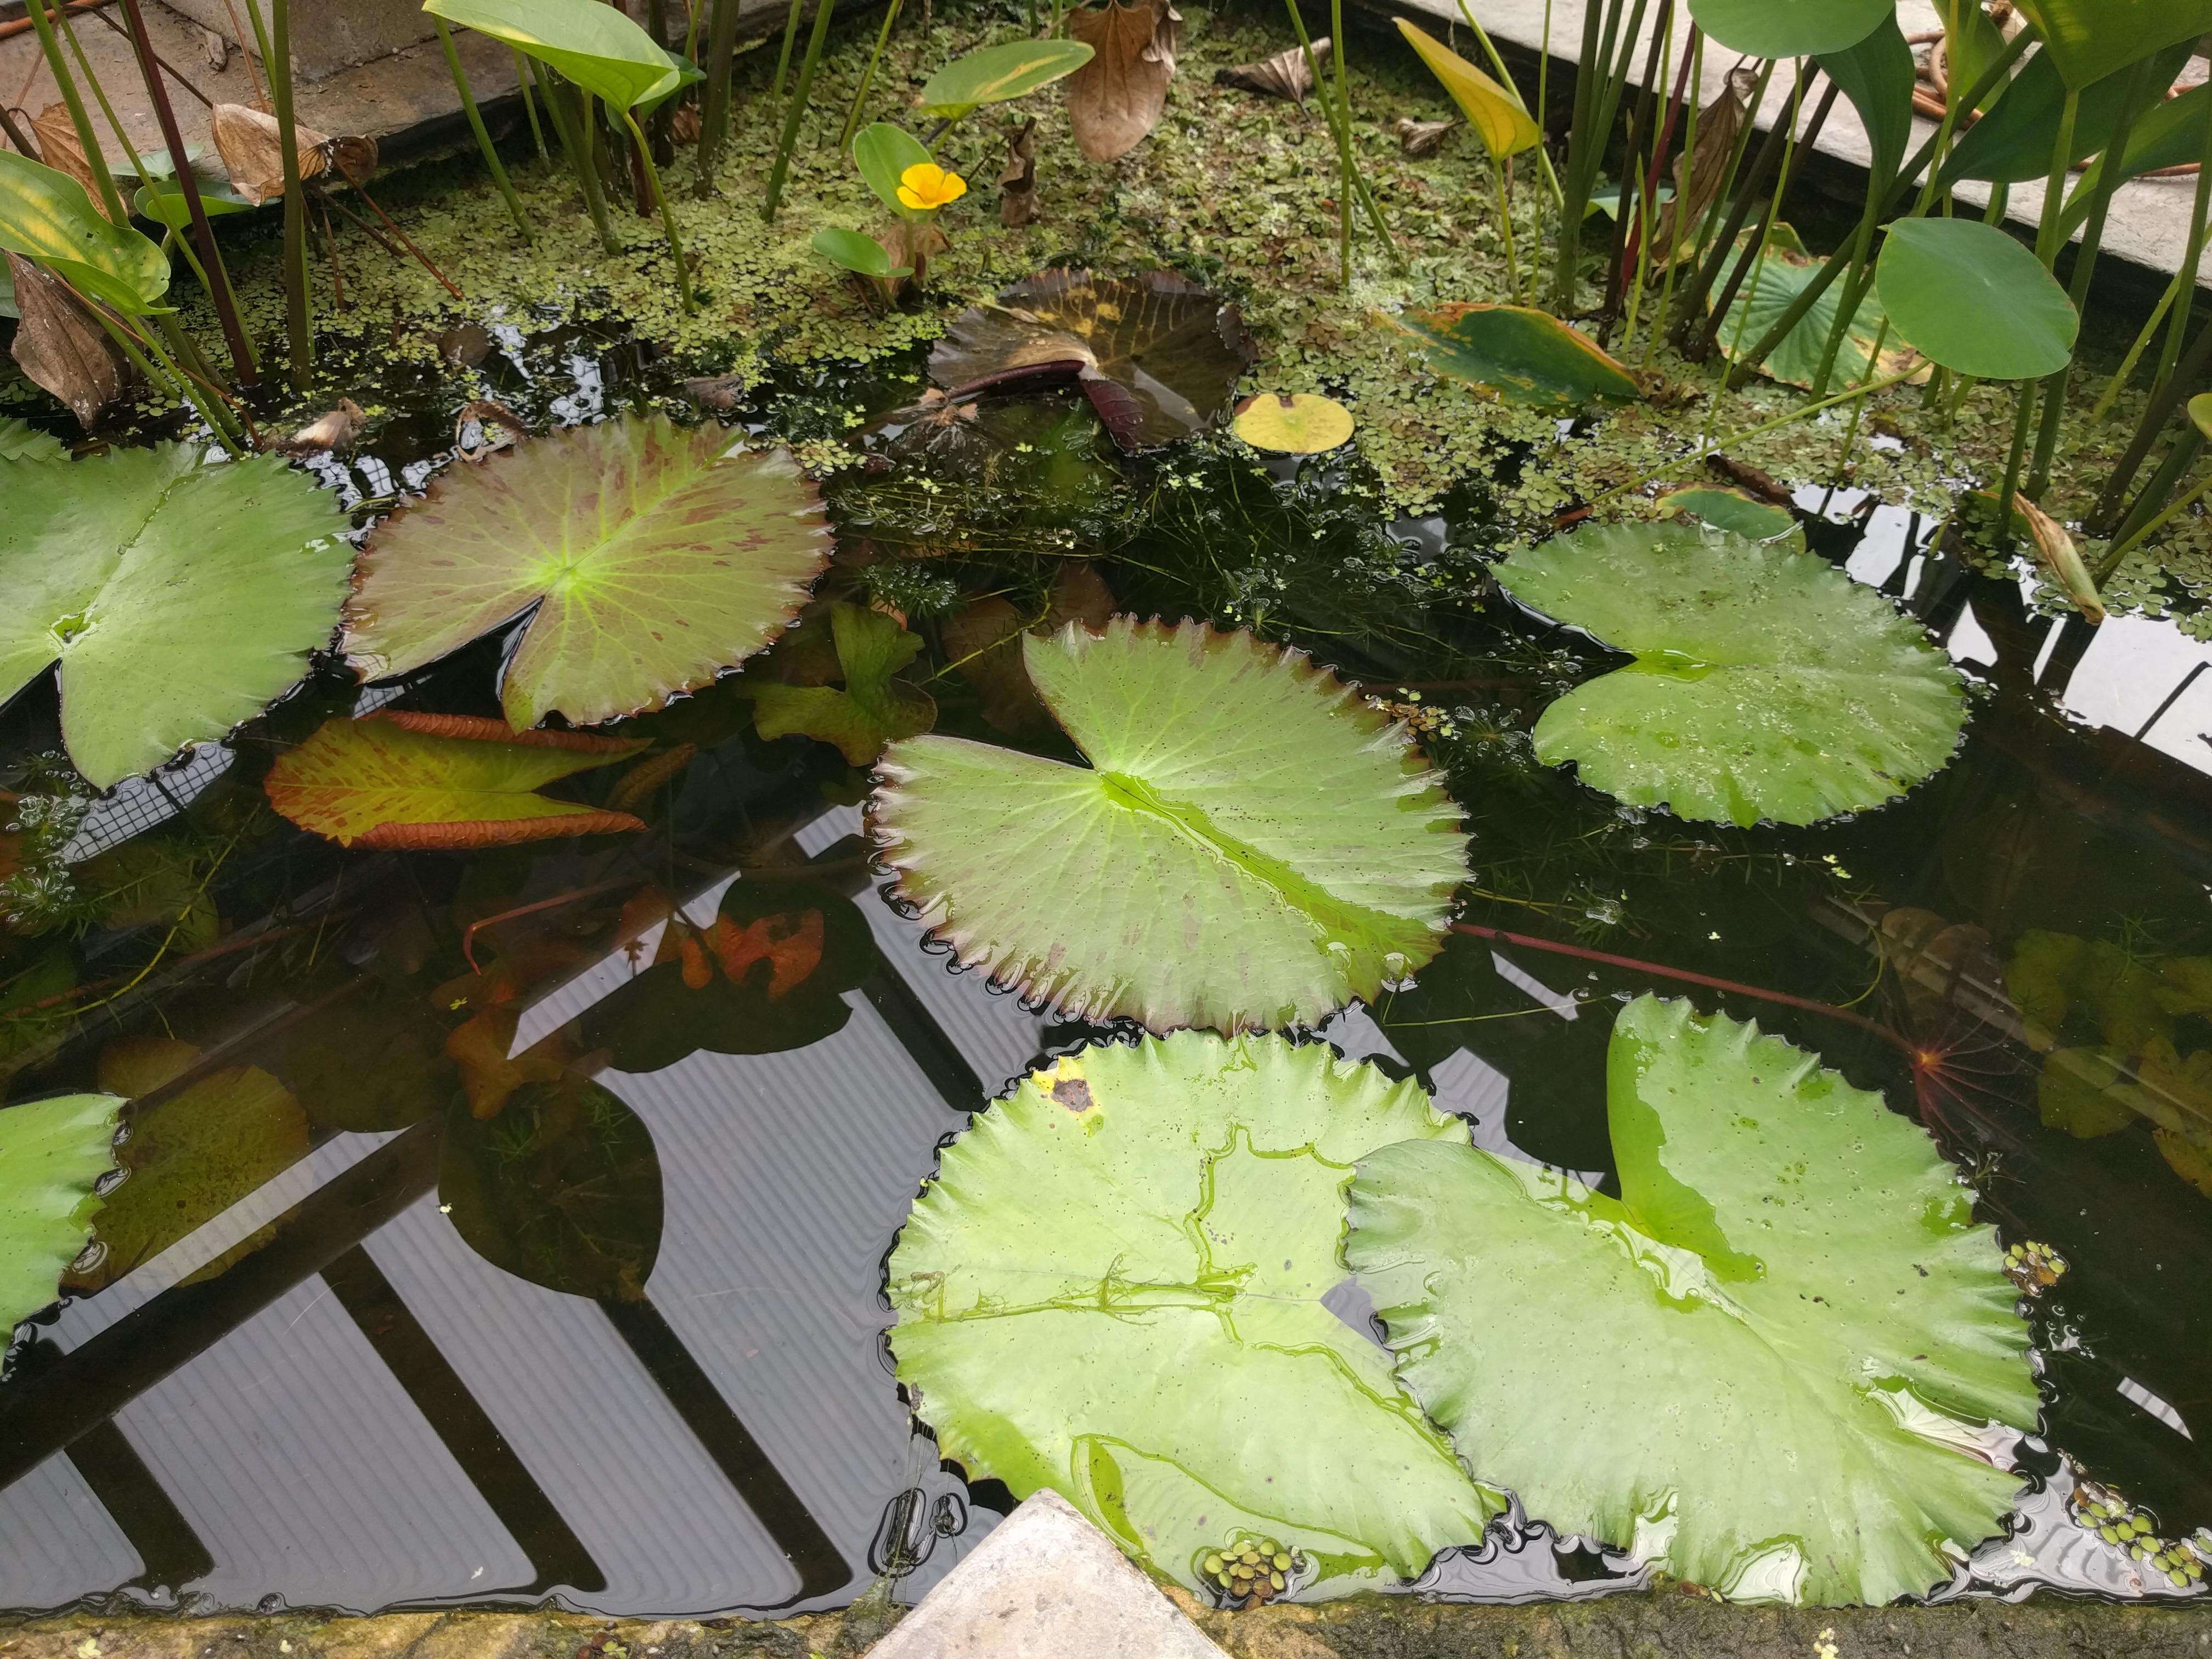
2073, 1483, 2211, 1590
1201, 1536, 1302, 1605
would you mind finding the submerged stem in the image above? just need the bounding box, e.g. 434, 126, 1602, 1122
436, 19, 535, 241
622, 108, 694, 313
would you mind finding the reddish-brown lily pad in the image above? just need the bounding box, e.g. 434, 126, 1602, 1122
929, 270, 1257, 452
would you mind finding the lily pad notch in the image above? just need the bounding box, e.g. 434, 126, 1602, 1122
868, 617, 1469, 1033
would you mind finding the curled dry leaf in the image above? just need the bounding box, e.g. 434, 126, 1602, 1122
878, 217, 950, 296
1650, 64, 1759, 263
210, 103, 377, 206
1000, 116, 1039, 228
454, 397, 524, 461
668, 103, 702, 144
2005, 492, 2106, 623
1216, 35, 1328, 102
1065, 0, 1182, 162
1395, 116, 1457, 155
5, 252, 131, 430
278, 397, 366, 454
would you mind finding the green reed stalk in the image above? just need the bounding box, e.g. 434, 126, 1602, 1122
1621, 362, 1920, 504
696, 0, 744, 193
248, 0, 311, 385
88, 299, 245, 455
1329, 0, 1353, 288
620, 107, 693, 312
1550, 0, 1612, 308
1280, 1, 1397, 265
513, 47, 549, 160
2154, 105, 2212, 389
435, 20, 535, 240
2092, 313, 2212, 532
20, 0, 125, 219
839, 0, 905, 150
1636, 33, 1703, 364
1831, 314, 1888, 475
555, 75, 620, 251
770, 0, 807, 106
763, 0, 836, 221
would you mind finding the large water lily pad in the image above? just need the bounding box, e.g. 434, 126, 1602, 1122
868, 618, 1468, 1032
888, 1032, 1497, 1592
1493, 522, 1966, 826
0, 444, 352, 788
343, 416, 833, 731
929, 270, 1256, 452
1709, 227, 1917, 391
1385, 303, 1640, 408
2, 1092, 119, 1331
1346, 996, 2036, 1606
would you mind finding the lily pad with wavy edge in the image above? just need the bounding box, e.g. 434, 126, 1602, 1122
1384, 303, 1640, 409
868, 618, 1468, 1032
1493, 522, 1966, 826
264, 712, 649, 849
2, 1091, 119, 1331
0, 418, 60, 460
1346, 996, 2036, 1606
887, 1032, 1497, 1593
930, 270, 1256, 452
343, 416, 833, 731
1709, 227, 1918, 391
0, 444, 352, 789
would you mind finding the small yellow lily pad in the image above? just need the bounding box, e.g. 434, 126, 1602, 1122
1233, 392, 1355, 454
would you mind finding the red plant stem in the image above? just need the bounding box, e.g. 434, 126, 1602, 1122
346, 180, 465, 300
1620, 27, 1700, 286
111, 0, 257, 384
462, 879, 638, 972
1448, 920, 1915, 1057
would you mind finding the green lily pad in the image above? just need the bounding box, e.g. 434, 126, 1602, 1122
887, 1032, 1498, 1593
1, 1092, 119, 1331
0, 149, 169, 315
1876, 218, 2078, 381
1386, 303, 1641, 408
917, 37, 1095, 119
1708, 227, 1917, 391
343, 416, 834, 731
1346, 996, 2036, 1606
751, 603, 936, 764
0, 418, 60, 461
1688, 0, 1890, 57
1657, 486, 1801, 545
929, 270, 1257, 452
868, 618, 1469, 1032
1493, 522, 1966, 827
0, 444, 352, 789
424, 0, 681, 109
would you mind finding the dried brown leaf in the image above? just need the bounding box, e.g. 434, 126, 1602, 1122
30, 105, 116, 220
276, 397, 366, 454
1066, 0, 1182, 162
6, 252, 131, 430
1395, 116, 1456, 155
210, 103, 375, 204
1650, 65, 1758, 266
1216, 36, 1327, 102
1000, 116, 1039, 228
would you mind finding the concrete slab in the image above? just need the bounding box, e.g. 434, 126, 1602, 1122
862, 1490, 1229, 1659
1348, 0, 2212, 292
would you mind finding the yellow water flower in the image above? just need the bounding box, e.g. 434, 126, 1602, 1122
897, 162, 968, 212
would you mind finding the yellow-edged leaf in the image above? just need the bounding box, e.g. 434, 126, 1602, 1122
1395, 20, 1539, 158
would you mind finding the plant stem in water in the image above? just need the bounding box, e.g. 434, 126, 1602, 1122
1658, 364, 1919, 504
696, 0, 744, 194
764, 0, 837, 221
839, 0, 905, 150
259, 0, 312, 385
569, 83, 622, 251
622, 108, 694, 312
770, 0, 807, 106
514, 47, 549, 158
435, 19, 535, 240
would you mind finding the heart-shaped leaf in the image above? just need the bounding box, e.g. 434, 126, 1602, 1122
1395, 20, 1539, 158
1708, 227, 1917, 391
424, 0, 681, 109
1384, 303, 1641, 408
930, 269, 1256, 451
1493, 522, 1966, 826
918, 37, 1096, 118
0, 444, 352, 788
264, 711, 650, 848
751, 602, 935, 763
1876, 217, 2078, 380
812, 225, 905, 279
577, 878, 876, 1073
868, 618, 1468, 1032
887, 1032, 1498, 1593
2009, 0, 2212, 89
1688, 0, 1891, 58
1233, 391, 1355, 454
1, 1092, 119, 1331
1346, 996, 2038, 1606
343, 416, 834, 730
851, 121, 936, 222
0, 150, 169, 316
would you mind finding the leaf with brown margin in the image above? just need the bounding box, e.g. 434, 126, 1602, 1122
1065, 0, 1182, 162
751, 603, 935, 764
343, 416, 834, 729
1384, 302, 1641, 408
264, 711, 648, 849
930, 270, 1256, 452
6, 252, 129, 430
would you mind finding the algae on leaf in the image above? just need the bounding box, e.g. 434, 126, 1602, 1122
1346, 996, 2038, 1606
888, 1032, 1498, 1593
1493, 522, 1966, 826
0, 445, 352, 789
1, 1091, 119, 1333
343, 417, 834, 731
869, 618, 1468, 1032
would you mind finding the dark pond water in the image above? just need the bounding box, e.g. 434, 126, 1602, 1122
2, 309, 2209, 1617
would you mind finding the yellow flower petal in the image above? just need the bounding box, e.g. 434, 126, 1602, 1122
896, 183, 930, 210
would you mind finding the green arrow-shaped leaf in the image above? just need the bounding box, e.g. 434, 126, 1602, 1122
0, 149, 169, 316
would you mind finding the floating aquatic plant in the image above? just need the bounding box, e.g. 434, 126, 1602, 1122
343, 416, 833, 731
930, 270, 1256, 453
1232, 392, 1355, 454
1708, 227, 1918, 392
1346, 995, 2038, 1606
263, 712, 650, 848
0, 1091, 119, 1334
1384, 303, 1640, 409
887, 1032, 1497, 1593
868, 618, 1468, 1032
750, 602, 935, 764
0, 443, 351, 789
1493, 522, 1967, 827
